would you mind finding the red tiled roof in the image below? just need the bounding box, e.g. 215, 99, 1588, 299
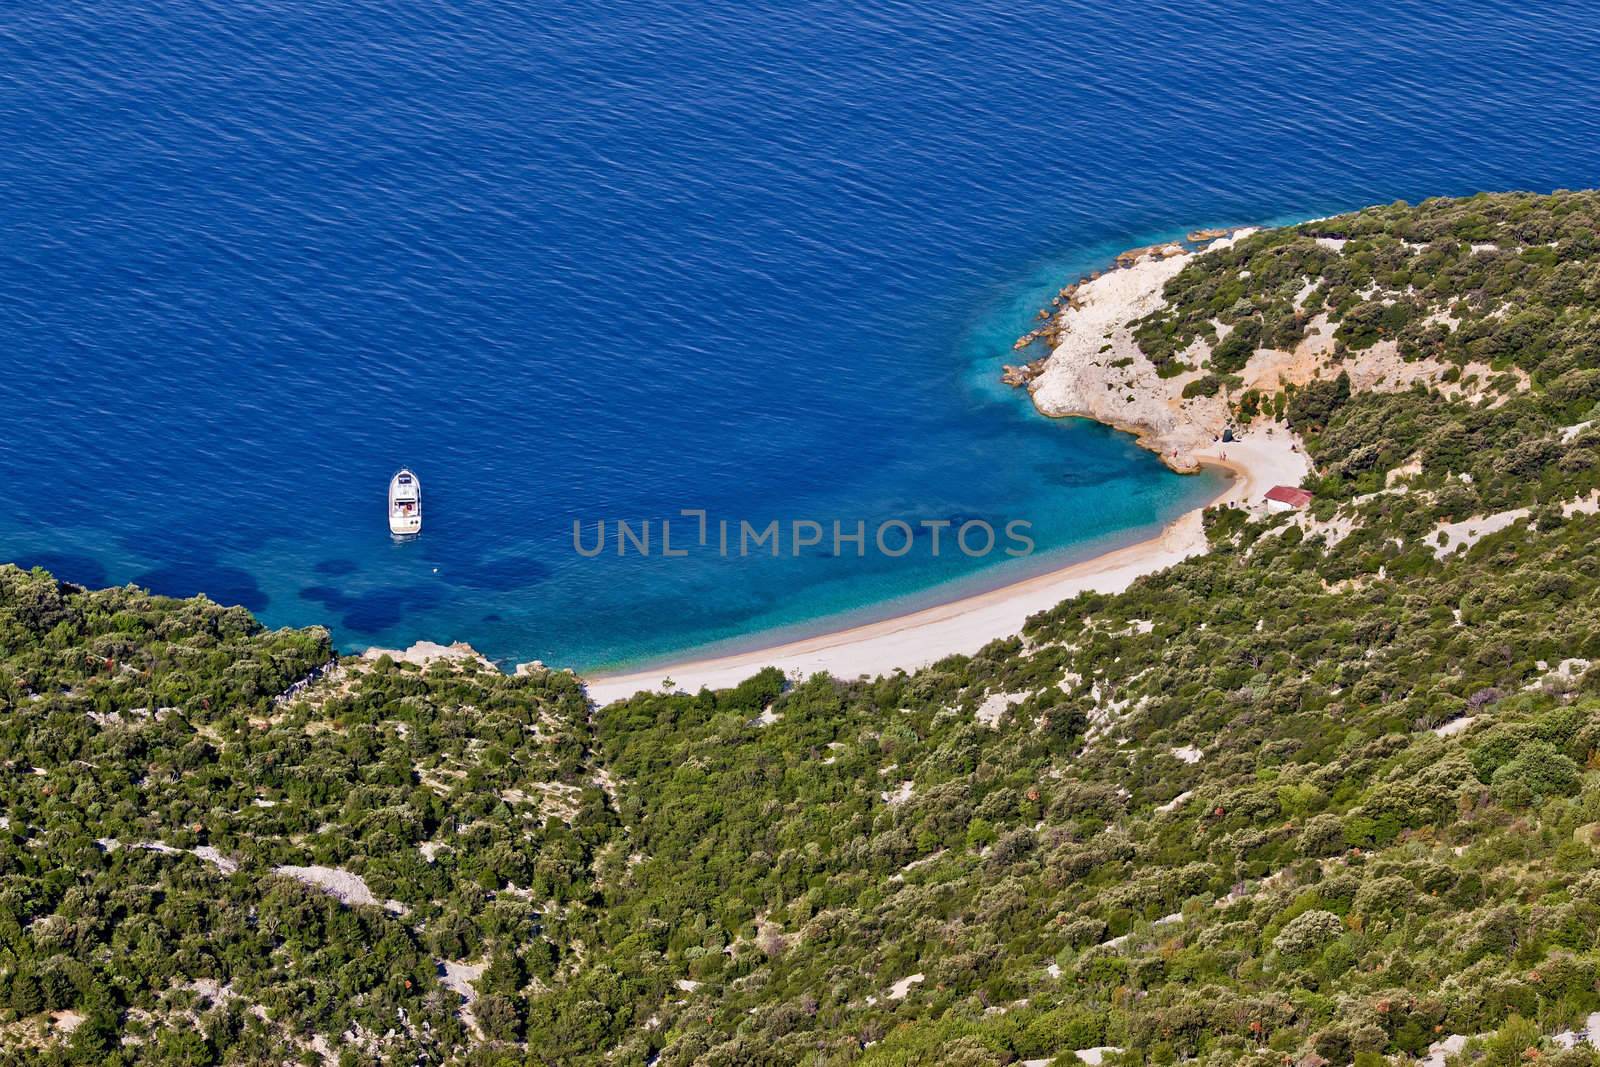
1264, 485, 1314, 507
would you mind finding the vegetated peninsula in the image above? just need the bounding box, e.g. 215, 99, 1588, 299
6, 190, 1600, 1065
1006, 200, 1546, 471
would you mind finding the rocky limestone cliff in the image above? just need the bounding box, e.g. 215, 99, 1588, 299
1022, 231, 1256, 472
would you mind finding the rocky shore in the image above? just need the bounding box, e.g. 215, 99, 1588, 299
1003, 230, 1258, 472
1004, 220, 1529, 475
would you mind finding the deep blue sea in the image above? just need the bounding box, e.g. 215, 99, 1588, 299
3, 2, 1599, 671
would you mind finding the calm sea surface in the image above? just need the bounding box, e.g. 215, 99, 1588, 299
3, 2, 1599, 669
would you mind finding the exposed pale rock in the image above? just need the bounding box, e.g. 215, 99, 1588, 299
439, 959, 487, 1040
363, 641, 495, 671
880, 780, 915, 806
274, 864, 408, 914
192, 846, 239, 875
1562, 419, 1595, 442
1422, 1034, 1470, 1067
1027, 236, 1249, 470
1156, 790, 1194, 814
975, 691, 1024, 727
1433, 716, 1478, 738
887, 973, 924, 1000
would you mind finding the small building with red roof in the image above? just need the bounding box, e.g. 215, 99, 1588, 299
1264, 485, 1314, 512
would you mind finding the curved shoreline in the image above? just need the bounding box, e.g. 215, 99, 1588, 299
583, 228, 1316, 705
581, 429, 1307, 705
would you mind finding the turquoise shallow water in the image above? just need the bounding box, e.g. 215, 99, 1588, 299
3, 2, 1599, 670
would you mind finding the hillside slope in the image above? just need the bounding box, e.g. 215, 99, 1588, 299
4, 191, 1600, 1066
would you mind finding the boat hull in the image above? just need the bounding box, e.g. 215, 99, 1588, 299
389, 469, 422, 538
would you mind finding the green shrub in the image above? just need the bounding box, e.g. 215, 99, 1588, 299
1272, 910, 1345, 957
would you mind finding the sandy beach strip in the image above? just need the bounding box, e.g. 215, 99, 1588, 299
581, 428, 1307, 706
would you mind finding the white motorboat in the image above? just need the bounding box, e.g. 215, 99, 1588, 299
389, 469, 422, 538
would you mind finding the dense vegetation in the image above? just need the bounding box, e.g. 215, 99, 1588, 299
5, 191, 1600, 1066
1134, 189, 1600, 385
